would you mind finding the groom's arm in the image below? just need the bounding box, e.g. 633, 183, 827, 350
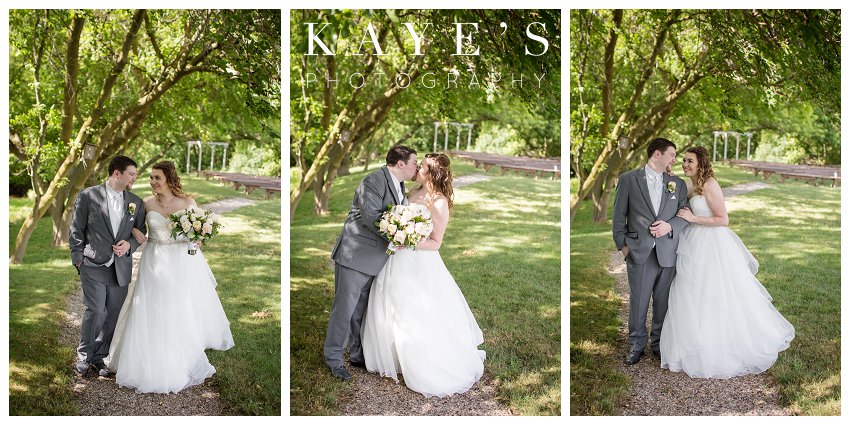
666, 178, 690, 237
612, 173, 630, 250
69, 191, 88, 270
357, 176, 391, 242
127, 199, 146, 255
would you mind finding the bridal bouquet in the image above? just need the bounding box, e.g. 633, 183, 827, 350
168, 207, 223, 255
376, 203, 433, 255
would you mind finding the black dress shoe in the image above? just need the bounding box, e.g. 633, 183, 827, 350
349, 360, 366, 369
624, 350, 644, 365
652, 348, 661, 358
330, 366, 352, 381
74, 361, 90, 374
94, 363, 113, 377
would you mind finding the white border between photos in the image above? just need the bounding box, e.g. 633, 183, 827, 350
2, 0, 847, 422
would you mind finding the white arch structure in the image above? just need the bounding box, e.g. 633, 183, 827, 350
433, 121, 474, 152
186, 141, 230, 174
712, 131, 753, 162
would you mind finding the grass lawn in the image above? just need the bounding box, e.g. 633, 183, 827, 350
569, 163, 840, 415
290, 161, 561, 415
8, 176, 281, 415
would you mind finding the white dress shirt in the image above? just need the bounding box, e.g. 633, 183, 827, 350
389, 172, 404, 204
104, 183, 124, 266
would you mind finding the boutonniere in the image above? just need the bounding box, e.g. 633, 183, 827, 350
667, 181, 677, 193
128, 202, 137, 215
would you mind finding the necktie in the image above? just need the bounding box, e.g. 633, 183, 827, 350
111, 193, 122, 237
648, 174, 661, 215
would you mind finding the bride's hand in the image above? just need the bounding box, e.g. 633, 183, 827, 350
677, 207, 695, 222
131, 227, 147, 244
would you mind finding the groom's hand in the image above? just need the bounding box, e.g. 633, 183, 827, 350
113, 240, 131, 257
649, 220, 672, 238
621, 246, 629, 258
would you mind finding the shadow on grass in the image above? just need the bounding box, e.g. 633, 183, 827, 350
8, 217, 79, 415
204, 199, 281, 415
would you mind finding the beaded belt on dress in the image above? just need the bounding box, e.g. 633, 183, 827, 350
147, 238, 184, 246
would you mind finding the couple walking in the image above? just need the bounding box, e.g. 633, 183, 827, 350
70, 156, 233, 393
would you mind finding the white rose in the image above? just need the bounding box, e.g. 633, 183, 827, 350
181, 222, 192, 233
415, 222, 429, 236
405, 224, 415, 234
180, 215, 189, 224
400, 209, 413, 223
379, 219, 389, 232
387, 224, 397, 234
393, 231, 407, 244
193, 221, 202, 231
202, 223, 213, 235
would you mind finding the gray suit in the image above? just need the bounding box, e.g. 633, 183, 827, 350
324, 166, 406, 369
69, 183, 146, 364
612, 168, 689, 352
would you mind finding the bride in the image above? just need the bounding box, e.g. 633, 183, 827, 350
105, 161, 234, 393
660, 147, 795, 378
362, 153, 486, 397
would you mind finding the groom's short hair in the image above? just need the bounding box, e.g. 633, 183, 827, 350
108, 156, 138, 176
386, 145, 417, 166
646, 137, 676, 159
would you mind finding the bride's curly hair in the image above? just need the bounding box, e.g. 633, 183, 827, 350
423, 153, 454, 211
152, 161, 188, 198
686, 146, 715, 195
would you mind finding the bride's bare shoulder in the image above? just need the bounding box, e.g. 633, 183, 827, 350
143, 196, 157, 208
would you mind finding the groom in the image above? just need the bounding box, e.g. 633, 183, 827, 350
324, 145, 419, 381
612, 138, 689, 365
69, 155, 146, 376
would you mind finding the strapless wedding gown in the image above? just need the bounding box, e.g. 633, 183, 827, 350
660, 195, 795, 378
362, 249, 485, 397
106, 211, 234, 393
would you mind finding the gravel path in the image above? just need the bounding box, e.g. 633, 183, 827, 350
453, 174, 491, 188
60, 198, 255, 416
609, 182, 795, 415
339, 364, 513, 416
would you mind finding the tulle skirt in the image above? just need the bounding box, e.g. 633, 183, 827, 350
660, 224, 795, 378
362, 249, 485, 397
106, 241, 234, 393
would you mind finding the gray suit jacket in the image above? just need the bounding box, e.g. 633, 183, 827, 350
331, 166, 405, 276
69, 183, 146, 286
612, 168, 689, 267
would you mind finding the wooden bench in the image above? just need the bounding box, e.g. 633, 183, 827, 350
726, 160, 840, 187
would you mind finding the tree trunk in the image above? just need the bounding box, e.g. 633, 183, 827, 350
11, 9, 223, 263
11, 213, 41, 265
337, 154, 351, 177
289, 24, 394, 222
50, 185, 72, 247
590, 169, 609, 223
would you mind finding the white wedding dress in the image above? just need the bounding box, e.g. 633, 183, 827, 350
660, 195, 795, 378
106, 211, 234, 393
362, 248, 486, 397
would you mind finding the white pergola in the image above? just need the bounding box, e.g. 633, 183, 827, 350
186, 141, 230, 174
433, 122, 474, 152
712, 131, 753, 162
